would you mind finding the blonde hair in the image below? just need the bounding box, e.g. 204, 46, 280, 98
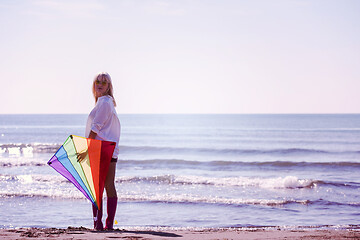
92, 72, 117, 107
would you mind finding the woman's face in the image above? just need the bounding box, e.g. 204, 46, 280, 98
94, 75, 109, 97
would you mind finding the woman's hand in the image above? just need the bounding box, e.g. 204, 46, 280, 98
77, 131, 97, 162
77, 151, 88, 162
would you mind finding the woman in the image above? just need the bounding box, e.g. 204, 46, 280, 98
85, 72, 121, 231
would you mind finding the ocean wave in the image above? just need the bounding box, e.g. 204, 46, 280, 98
308, 199, 360, 207
0, 143, 60, 155
2, 191, 359, 208
0, 161, 47, 167
117, 194, 311, 206
0, 156, 48, 167
0, 174, 68, 184
115, 174, 360, 189
119, 159, 360, 168
0, 192, 311, 207
3, 172, 353, 190
1, 143, 359, 158
115, 175, 320, 189
0, 192, 86, 200
118, 145, 360, 156
2, 173, 359, 208
1, 155, 359, 170
2, 173, 318, 189
48, 173, 360, 189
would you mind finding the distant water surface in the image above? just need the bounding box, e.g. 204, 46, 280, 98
0, 114, 359, 229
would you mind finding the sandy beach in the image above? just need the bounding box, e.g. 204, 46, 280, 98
1, 227, 359, 240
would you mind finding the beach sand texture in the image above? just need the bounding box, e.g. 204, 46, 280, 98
1, 227, 360, 240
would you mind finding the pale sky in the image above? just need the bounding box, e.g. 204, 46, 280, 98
0, 0, 359, 114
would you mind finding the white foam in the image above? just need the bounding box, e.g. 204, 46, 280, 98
22, 146, 34, 157
261, 176, 314, 189
117, 175, 315, 189
0, 155, 47, 167
117, 193, 306, 206
0, 143, 60, 155
0, 173, 85, 200
8, 147, 21, 155
17, 175, 34, 184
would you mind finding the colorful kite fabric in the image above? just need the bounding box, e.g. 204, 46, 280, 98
48, 135, 116, 210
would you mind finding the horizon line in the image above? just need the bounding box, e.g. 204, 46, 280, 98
0, 113, 359, 115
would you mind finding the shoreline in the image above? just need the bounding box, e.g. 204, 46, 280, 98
1, 226, 359, 240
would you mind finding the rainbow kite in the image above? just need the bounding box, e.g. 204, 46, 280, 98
48, 135, 116, 210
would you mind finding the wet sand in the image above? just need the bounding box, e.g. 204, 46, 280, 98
1, 226, 359, 239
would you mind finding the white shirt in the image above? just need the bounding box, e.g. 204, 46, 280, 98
85, 95, 121, 158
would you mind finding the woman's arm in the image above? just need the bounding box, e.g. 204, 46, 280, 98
78, 130, 97, 162
88, 130, 97, 139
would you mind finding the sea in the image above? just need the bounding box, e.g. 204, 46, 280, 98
0, 114, 359, 229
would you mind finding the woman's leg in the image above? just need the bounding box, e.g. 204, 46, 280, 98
105, 162, 117, 198
105, 162, 117, 229
92, 203, 103, 230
